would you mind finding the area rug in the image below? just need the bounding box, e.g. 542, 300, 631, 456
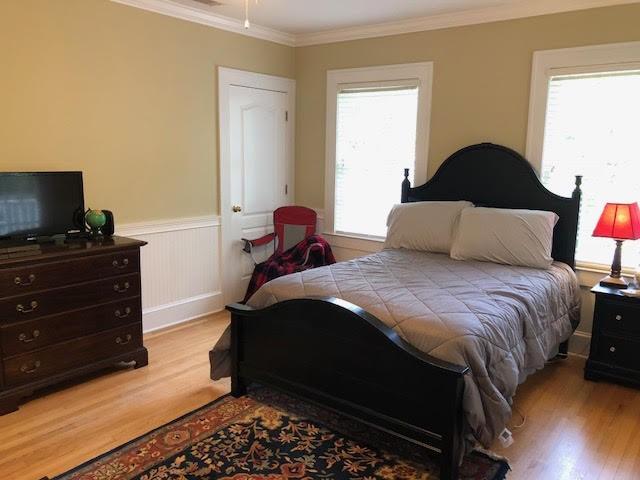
50, 388, 509, 480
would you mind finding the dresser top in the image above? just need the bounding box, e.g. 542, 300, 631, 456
0, 236, 147, 267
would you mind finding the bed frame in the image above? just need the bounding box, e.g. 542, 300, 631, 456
220, 143, 582, 480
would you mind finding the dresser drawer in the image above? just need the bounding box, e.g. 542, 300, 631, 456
597, 299, 640, 337
0, 273, 140, 324
0, 299, 141, 356
595, 335, 640, 371
2, 323, 143, 387
0, 250, 140, 298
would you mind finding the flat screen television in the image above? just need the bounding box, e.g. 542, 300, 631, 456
0, 172, 85, 241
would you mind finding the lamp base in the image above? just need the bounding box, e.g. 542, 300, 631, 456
599, 275, 629, 289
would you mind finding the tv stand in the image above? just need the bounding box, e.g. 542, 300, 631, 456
0, 236, 148, 415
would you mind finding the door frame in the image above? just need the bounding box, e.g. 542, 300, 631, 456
218, 67, 296, 303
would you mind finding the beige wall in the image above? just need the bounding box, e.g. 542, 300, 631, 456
3, 2, 639, 222
294, 4, 640, 209
0, 0, 295, 223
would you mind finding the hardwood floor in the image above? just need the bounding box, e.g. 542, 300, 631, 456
0, 312, 231, 480
493, 353, 640, 480
1, 312, 639, 479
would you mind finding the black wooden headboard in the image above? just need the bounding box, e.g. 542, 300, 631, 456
401, 143, 582, 268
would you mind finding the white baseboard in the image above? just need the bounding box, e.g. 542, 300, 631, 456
142, 291, 224, 333
569, 330, 591, 358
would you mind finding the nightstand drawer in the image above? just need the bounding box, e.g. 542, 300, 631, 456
597, 300, 640, 336
595, 335, 640, 371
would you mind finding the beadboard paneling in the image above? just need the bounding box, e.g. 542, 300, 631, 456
117, 216, 223, 332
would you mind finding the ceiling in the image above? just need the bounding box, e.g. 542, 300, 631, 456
180, 0, 518, 34
115, 0, 640, 45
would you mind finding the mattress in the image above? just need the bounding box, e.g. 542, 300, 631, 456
211, 248, 580, 448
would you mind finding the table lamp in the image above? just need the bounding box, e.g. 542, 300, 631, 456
592, 202, 640, 288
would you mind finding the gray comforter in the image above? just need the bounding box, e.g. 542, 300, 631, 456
212, 249, 580, 448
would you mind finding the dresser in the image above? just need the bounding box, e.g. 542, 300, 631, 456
585, 284, 640, 387
0, 236, 148, 414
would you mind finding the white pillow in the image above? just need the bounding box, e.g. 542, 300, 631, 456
384, 201, 473, 253
450, 207, 559, 269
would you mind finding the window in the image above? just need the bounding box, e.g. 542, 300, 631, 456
527, 42, 640, 270
335, 86, 418, 237
325, 63, 432, 239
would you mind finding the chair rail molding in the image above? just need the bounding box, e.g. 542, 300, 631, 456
117, 215, 223, 332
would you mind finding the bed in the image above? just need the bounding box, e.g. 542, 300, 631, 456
210, 143, 582, 479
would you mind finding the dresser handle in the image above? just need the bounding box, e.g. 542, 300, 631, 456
115, 334, 133, 345
14, 274, 36, 286
20, 360, 41, 374
610, 346, 616, 353
615, 314, 622, 321
16, 301, 38, 313
113, 282, 130, 293
112, 258, 130, 269
18, 330, 40, 343
115, 307, 132, 318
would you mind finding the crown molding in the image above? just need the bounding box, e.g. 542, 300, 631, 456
111, 0, 639, 48
295, 0, 640, 46
110, 0, 296, 46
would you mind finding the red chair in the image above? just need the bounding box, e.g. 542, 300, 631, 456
242, 206, 317, 263
241, 206, 335, 302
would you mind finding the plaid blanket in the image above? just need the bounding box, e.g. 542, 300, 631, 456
243, 234, 336, 303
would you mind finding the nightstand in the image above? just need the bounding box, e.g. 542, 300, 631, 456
585, 284, 640, 387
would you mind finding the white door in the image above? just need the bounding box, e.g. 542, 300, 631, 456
219, 69, 295, 304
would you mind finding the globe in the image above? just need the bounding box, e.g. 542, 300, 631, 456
85, 209, 107, 236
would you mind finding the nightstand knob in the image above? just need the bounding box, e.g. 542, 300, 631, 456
615, 314, 622, 321
609, 346, 616, 353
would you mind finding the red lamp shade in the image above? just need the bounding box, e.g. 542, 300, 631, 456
592, 202, 640, 240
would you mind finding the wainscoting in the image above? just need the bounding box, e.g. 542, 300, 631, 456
315, 209, 601, 358
117, 216, 223, 333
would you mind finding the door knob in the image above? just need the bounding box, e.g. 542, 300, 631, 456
232, 205, 242, 213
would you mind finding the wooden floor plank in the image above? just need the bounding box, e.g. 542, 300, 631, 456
1, 312, 639, 479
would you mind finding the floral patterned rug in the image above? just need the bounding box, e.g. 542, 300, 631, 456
50, 388, 509, 480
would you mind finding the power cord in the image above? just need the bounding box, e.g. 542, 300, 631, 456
511, 354, 563, 430
512, 405, 526, 429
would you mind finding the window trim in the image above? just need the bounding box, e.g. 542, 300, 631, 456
324, 62, 433, 238
525, 41, 640, 272
526, 41, 640, 171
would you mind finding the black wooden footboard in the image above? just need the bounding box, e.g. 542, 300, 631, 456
226, 297, 469, 480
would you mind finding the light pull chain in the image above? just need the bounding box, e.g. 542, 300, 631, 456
244, 0, 250, 29
244, 0, 259, 29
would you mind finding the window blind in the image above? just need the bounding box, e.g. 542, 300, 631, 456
540, 70, 640, 268
334, 86, 419, 238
